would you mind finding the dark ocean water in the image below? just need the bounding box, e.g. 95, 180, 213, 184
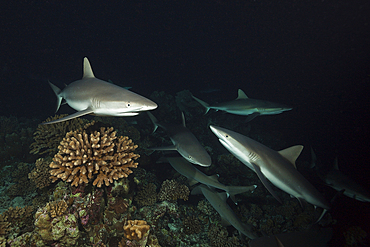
1, 1, 369, 246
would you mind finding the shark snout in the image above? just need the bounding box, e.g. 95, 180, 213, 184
141, 100, 158, 111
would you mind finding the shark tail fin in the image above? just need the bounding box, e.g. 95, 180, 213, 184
226, 185, 257, 204
48, 81, 63, 113
147, 112, 159, 133
191, 95, 211, 114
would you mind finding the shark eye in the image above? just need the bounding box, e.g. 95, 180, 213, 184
188, 155, 192, 159
225, 135, 229, 138
127, 102, 131, 107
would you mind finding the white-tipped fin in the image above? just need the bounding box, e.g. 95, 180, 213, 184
83, 57, 95, 79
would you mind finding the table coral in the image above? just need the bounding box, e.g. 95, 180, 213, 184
123, 220, 150, 241
49, 122, 140, 187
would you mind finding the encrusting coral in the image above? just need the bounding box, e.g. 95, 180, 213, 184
30, 114, 87, 156
158, 179, 190, 202
49, 122, 140, 187
123, 220, 150, 241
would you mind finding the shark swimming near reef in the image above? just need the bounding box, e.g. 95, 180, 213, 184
147, 112, 212, 167
209, 125, 330, 215
192, 89, 292, 121
42, 57, 157, 124
191, 184, 258, 239
162, 153, 256, 204
311, 148, 370, 202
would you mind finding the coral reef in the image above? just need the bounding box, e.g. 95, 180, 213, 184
208, 224, 241, 247
29, 114, 87, 156
123, 220, 150, 241
157, 179, 189, 202
47, 200, 68, 218
182, 215, 201, 235
28, 157, 53, 189
135, 183, 157, 206
49, 122, 140, 187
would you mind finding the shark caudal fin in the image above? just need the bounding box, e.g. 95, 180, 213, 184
147, 111, 160, 133
226, 185, 257, 204
191, 95, 211, 114
48, 81, 63, 113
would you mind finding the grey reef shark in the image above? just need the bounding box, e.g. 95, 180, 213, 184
147, 112, 212, 167
162, 153, 257, 204
209, 125, 330, 221
191, 184, 258, 240
192, 89, 292, 122
311, 148, 370, 202
42, 57, 157, 125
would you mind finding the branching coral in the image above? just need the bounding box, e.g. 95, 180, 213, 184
28, 157, 53, 189
134, 183, 157, 206
2, 206, 34, 232
123, 220, 150, 241
30, 114, 87, 156
49, 122, 140, 187
47, 200, 68, 218
182, 215, 201, 235
158, 179, 190, 202
0, 215, 11, 236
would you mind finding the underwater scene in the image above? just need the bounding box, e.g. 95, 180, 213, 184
1, 1, 370, 247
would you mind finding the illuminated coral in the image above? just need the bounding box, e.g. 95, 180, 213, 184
49, 122, 140, 187
28, 157, 52, 189
30, 114, 87, 156
47, 200, 68, 218
158, 179, 189, 202
123, 220, 150, 241
134, 183, 157, 206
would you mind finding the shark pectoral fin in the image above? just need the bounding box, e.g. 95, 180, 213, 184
220, 217, 231, 227
149, 145, 177, 151
297, 197, 308, 208
188, 178, 199, 187
278, 145, 304, 167
41, 108, 94, 125
190, 185, 202, 195
252, 163, 282, 204
245, 112, 260, 122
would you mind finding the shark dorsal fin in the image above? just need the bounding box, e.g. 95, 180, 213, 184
181, 112, 186, 127
83, 57, 95, 79
278, 145, 304, 168
236, 89, 248, 99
